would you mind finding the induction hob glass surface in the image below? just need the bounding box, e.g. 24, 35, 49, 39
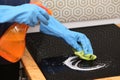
26, 24, 120, 80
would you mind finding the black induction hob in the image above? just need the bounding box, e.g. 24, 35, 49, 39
26, 24, 120, 80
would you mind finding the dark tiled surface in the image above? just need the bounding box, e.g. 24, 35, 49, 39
26, 24, 120, 80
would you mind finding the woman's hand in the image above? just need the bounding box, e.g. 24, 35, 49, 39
40, 16, 94, 55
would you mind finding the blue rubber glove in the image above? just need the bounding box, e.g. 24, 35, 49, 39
40, 16, 97, 60
0, 4, 49, 27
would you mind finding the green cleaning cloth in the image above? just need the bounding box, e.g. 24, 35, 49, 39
73, 50, 97, 61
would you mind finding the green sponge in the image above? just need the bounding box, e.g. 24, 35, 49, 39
73, 50, 97, 61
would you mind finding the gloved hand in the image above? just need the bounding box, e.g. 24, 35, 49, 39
40, 16, 97, 60
0, 4, 49, 27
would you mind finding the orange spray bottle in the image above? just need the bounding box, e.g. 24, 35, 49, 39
0, 2, 52, 63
